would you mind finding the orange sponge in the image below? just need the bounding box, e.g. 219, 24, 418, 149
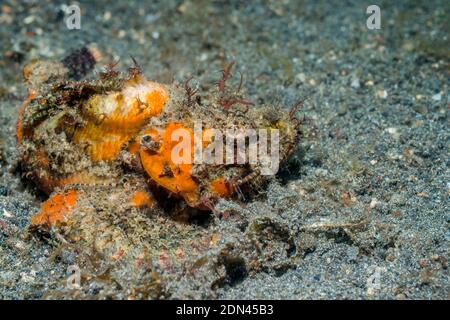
31, 189, 79, 226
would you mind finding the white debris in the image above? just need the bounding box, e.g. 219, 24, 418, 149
152, 31, 160, 39
386, 127, 398, 134
296, 73, 306, 82
385, 127, 400, 140
377, 90, 388, 99
23, 15, 35, 24
102, 11, 111, 22
432, 93, 442, 101
20, 272, 35, 283
2, 209, 13, 218
369, 198, 379, 209
351, 77, 360, 88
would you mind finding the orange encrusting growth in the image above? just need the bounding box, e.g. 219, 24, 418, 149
131, 190, 154, 208
73, 81, 168, 161
34, 150, 50, 167
210, 177, 233, 197
31, 189, 79, 226
16, 90, 37, 144
139, 124, 234, 207
140, 123, 200, 206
